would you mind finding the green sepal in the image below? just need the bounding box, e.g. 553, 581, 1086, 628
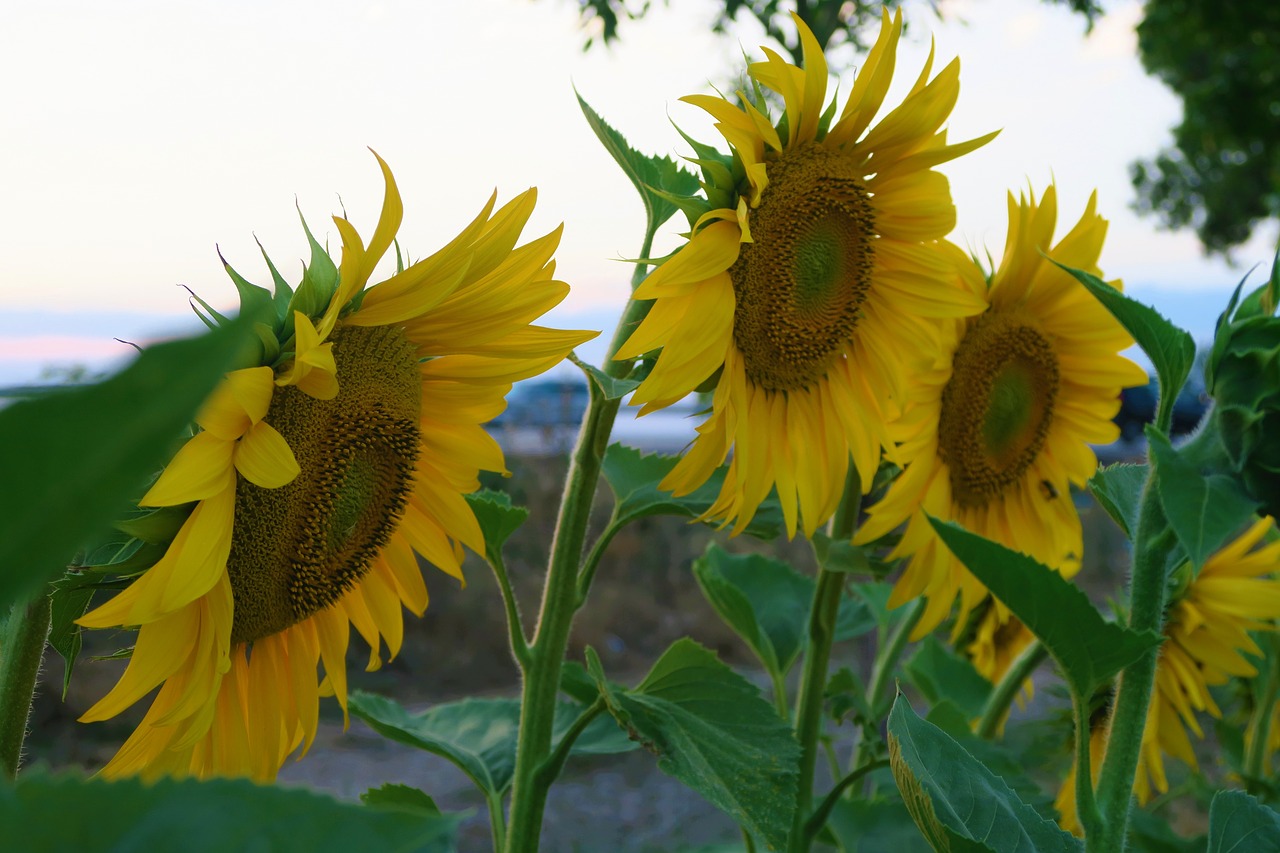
570, 355, 642, 400
255, 235, 295, 326
285, 207, 339, 337
887, 694, 1083, 853
219, 247, 275, 329
584, 640, 800, 851
184, 286, 230, 330
926, 516, 1162, 699
1050, 258, 1195, 433
48, 572, 97, 699
114, 504, 193, 544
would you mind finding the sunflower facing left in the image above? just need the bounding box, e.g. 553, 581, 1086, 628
75, 153, 596, 780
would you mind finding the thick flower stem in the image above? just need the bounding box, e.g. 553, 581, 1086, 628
1089, 469, 1175, 853
503, 241, 655, 853
975, 639, 1047, 740
1, 588, 52, 780
788, 468, 862, 853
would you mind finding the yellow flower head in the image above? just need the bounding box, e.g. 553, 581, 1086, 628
615, 10, 996, 538
75, 153, 596, 781
856, 185, 1148, 638
1137, 516, 1280, 802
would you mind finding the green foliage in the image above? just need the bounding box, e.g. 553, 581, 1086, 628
573, 356, 643, 400
1148, 429, 1260, 570
601, 444, 784, 539
46, 574, 96, 698
926, 516, 1162, 699
576, 93, 700, 241
286, 210, 340, 333
348, 692, 635, 799
0, 313, 257, 610
1, 771, 457, 853
1089, 463, 1149, 538
1132, 0, 1280, 253
586, 639, 800, 850
466, 490, 531, 560
1207, 789, 1280, 852
825, 796, 932, 853
692, 544, 874, 681
1128, 808, 1206, 853
887, 695, 1083, 853
904, 636, 992, 719
1051, 259, 1196, 433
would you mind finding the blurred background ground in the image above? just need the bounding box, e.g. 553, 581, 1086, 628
28, 445, 1145, 852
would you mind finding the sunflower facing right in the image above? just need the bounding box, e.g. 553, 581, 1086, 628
856, 185, 1149, 637
615, 10, 996, 538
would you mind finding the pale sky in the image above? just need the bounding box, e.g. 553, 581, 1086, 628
1, 0, 1275, 383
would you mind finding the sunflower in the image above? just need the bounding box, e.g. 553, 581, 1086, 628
75, 154, 595, 781
613, 10, 995, 538
855, 186, 1147, 638
968, 602, 1036, 703
1055, 713, 1109, 837
1133, 516, 1280, 803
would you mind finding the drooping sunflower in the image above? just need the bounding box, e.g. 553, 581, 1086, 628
1133, 515, 1280, 803
855, 186, 1147, 637
75, 154, 595, 781
614, 10, 996, 537
968, 602, 1037, 702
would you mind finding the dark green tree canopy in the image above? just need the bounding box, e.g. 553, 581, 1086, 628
1132, 0, 1280, 255
563, 0, 1100, 67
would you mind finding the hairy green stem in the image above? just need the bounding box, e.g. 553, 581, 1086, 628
1089, 469, 1175, 852
574, 516, 624, 608
787, 468, 862, 853
488, 550, 530, 668
850, 597, 926, 779
535, 698, 605, 790
487, 791, 508, 852
503, 236, 655, 853
1245, 633, 1280, 783
975, 639, 1047, 740
802, 758, 891, 845
1, 589, 52, 780
1073, 691, 1103, 840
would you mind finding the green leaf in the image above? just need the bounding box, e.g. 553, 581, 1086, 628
2, 771, 456, 853
812, 532, 894, 578
348, 693, 634, 798
1051, 260, 1195, 431
47, 573, 97, 699
1088, 463, 1149, 539
926, 516, 1162, 698
602, 444, 784, 539
576, 92, 701, 237
586, 639, 799, 850
1128, 807, 1205, 853
571, 355, 642, 401
1207, 789, 1280, 853
1148, 429, 1261, 570
465, 490, 529, 560
360, 783, 441, 815
904, 636, 992, 719
0, 314, 257, 609
887, 694, 1083, 853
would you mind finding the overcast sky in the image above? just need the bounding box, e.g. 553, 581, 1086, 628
2, 0, 1275, 383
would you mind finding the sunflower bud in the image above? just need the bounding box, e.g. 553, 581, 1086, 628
1204, 269, 1280, 517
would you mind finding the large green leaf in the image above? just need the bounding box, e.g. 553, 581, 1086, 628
887, 695, 1082, 853
602, 444, 784, 539
348, 693, 634, 798
904, 636, 992, 719
1207, 790, 1280, 853
0, 314, 256, 609
1052, 260, 1196, 431
825, 796, 932, 853
1148, 430, 1261, 571
1088, 463, 1149, 539
3, 771, 457, 853
465, 489, 529, 561
927, 517, 1162, 698
586, 639, 799, 850
576, 93, 701, 237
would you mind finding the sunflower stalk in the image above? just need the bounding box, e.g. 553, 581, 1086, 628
851, 597, 925, 775
0, 587, 52, 780
1089, 467, 1175, 852
502, 232, 656, 853
788, 467, 861, 853
975, 638, 1047, 740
